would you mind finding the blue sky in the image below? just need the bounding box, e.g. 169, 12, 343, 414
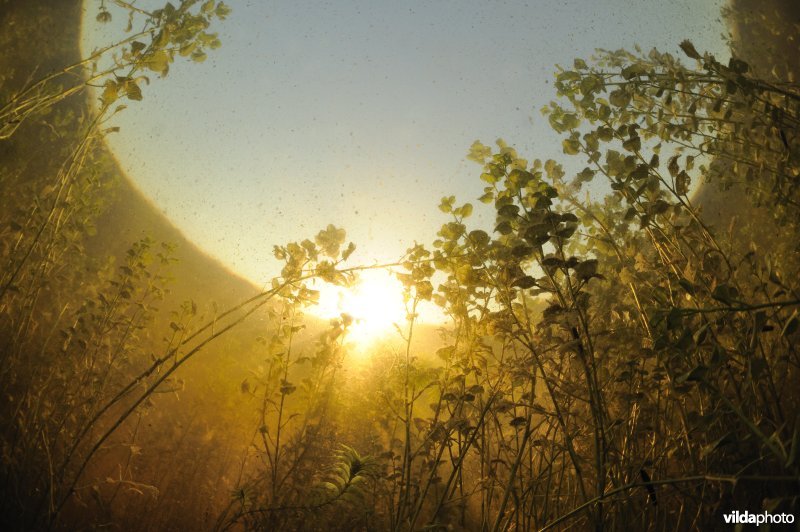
82, 0, 729, 284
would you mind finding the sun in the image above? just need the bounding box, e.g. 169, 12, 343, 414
311, 270, 409, 347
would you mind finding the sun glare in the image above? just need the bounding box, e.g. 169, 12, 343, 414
311, 270, 410, 347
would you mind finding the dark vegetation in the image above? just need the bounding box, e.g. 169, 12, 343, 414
1, 1, 799, 530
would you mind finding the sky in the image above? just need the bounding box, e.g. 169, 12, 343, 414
81, 0, 729, 286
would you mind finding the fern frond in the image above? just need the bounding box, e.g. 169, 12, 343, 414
310, 445, 377, 508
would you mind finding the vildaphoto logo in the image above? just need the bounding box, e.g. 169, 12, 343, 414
723, 510, 795, 525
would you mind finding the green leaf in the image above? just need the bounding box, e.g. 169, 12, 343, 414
675, 171, 691, 196
678, 278, 696, 295
524, 223, 550, 245
191, 50, 208, 63
498, 220, 519, 237
556, 71, 581, 83
468, 140, 491, 162
646, 200, 670, 216
679, 39, 701, 60
512, 276, 536, 289
497, 204, 519, 218
597, 126, 613, 142
510, 416, 527, 428
416, 280, 433, 300
621, 63, 646, 79
341, 242, 356, 261
667, 156, 680, 177
541, 255, 563, 268
179, 41, 198, 57
575, 259, 598, 280
439, 196, 455, 213
145, 50, 170, 75
480, 172, 499, 184
711, 284, 738, 305
575, 167, 595, 184
468, 230, 490, 247
676, 365, 708, 384
216, 2, 232, 19
781, 311, 798, 337
125, 80, 142, 101
96, 9, 112, 23
455, 264, 473, 284
622, 135, 641, 152
787, 422, 800, 468
700, 432, 734, 459
478, 191, 494, 203
101, 80, 118, 106
130, 41, 146, 55
440, 222, 465, 240
315, 224, 346, 257
630, 164, 649, 180
609, 89, 630, 108
728, 57, 750, 74
562, 138, 581, 155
